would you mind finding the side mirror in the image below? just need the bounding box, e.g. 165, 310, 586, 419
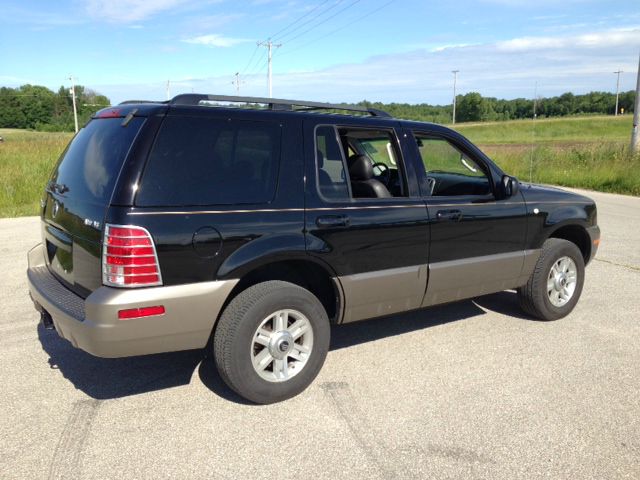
502, 175, 520, 197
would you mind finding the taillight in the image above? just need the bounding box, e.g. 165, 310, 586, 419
102, 224, 162, 287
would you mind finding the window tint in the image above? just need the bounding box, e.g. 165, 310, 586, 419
414, 134, 491, 196
137, 116, 281, 206
50, 117, 145, 205
315, 126, 350, 200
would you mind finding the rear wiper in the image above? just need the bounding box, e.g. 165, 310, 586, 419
47, 182, 69, 194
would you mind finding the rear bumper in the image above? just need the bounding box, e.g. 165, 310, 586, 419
27, 243, 237, 358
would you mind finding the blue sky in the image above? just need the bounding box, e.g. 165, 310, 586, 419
1, 0, 639, 105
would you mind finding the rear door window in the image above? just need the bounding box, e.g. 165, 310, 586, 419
136, 116, 281, 206
49, 117, 145, 205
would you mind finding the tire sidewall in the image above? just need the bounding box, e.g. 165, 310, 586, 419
224, 284, 330, 404
537, 241, 585, 320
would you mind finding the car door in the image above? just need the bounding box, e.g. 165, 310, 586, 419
304, 118, 430, 323
405, 126, 531, 306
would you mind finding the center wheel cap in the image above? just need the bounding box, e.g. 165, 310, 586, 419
269, 331, 294, 360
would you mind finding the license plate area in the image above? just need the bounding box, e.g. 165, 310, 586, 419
45, 225, 74, 284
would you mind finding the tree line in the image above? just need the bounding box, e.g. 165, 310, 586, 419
0, 84, 635, 131
360, 90, 636, 124
0, 84, 110, 131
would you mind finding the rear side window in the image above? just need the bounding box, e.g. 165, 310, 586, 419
49, 117, 145, 205
136, 116, 281, 206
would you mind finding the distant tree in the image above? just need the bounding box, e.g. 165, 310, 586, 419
456, 92, 491, 122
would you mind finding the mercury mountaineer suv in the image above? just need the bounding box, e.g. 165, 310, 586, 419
27, 94, 600, 404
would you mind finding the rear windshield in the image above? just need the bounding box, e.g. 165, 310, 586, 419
136, 116, 281, 206
49, 117, 145, 205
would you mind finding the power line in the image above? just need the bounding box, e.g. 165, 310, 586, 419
273, 0, 345, 43
240, 44, 261, 75
278, 0, 361, 45
246, 50, 270, 76
270, 0, 331, 40
278, 0, 396, 57
237, 0, 336, 76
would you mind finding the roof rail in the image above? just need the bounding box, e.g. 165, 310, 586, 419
119, 100, 168, 105
169, 94, 391, 118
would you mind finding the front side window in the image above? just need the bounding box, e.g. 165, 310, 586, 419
137, 116, 281, 206
414, 134, 491, 196
314, 126, 406, 201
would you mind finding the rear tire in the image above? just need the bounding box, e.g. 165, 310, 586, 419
518, 238, 585, 321
213, 280, 330, 404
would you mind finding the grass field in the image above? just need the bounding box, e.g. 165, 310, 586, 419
453, 115, 639, 195
1, 115, 638, 218
453, 115, 632, 144
0, 129, 72, 217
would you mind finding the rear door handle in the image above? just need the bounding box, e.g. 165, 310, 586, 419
436, 209, 462, 221
316, 215, 350, 229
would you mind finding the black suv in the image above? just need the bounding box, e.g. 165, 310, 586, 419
28, 94, 600, 403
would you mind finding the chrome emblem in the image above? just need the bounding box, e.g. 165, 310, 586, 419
52, 201, 60, 218
83, 218, 101, 229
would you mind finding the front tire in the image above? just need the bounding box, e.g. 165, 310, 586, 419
518, 238, 585, 321
213, 280, 330, 404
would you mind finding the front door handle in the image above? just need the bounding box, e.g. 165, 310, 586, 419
316, 215, 350, 229
436, 209, 462, 221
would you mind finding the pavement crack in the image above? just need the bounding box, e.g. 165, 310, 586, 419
320, 381, 408, 480
48, 399, 101, 480
594, 258, 640, 272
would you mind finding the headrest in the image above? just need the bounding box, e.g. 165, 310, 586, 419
347, 154, 373, 181
316, 149, 325, 168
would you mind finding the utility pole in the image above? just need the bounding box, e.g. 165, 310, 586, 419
231, 72, 245, 95
631, 53, 640, 154
614, 70, 623, 116
69, 76, 79, 133
530, 81, 538, 182
258, 40, 282, 98
166, 80, 171, 100
451, 70, 459, 124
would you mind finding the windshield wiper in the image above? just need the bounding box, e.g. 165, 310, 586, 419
47, 182, 69, 194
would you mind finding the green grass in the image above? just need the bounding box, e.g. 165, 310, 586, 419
0, 116, 638, 218
482, 143, 640, 195
453, 115, 632, 144
0, 129, 72, 217
451, 115, 640, 196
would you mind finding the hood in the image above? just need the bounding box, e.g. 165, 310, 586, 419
519, 182, 595, 205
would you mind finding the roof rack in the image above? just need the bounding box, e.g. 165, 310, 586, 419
169, 94, 391, 118
119, 100, 168, 105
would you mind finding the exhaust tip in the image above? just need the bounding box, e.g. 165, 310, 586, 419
41, 311, 55, 330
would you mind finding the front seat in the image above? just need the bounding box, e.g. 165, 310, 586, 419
347, 154, 392, 198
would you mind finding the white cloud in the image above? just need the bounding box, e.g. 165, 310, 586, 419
83, 0, 190, 22
182, 34, 249, 47
495, 28, 640, 52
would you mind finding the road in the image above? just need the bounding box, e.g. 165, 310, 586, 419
1, 188, 638, 480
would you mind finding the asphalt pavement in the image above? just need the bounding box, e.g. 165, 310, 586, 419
1, 187, 638, 479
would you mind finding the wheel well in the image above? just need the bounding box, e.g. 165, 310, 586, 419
225, 260, 341, 323
549, 225, 590, 262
